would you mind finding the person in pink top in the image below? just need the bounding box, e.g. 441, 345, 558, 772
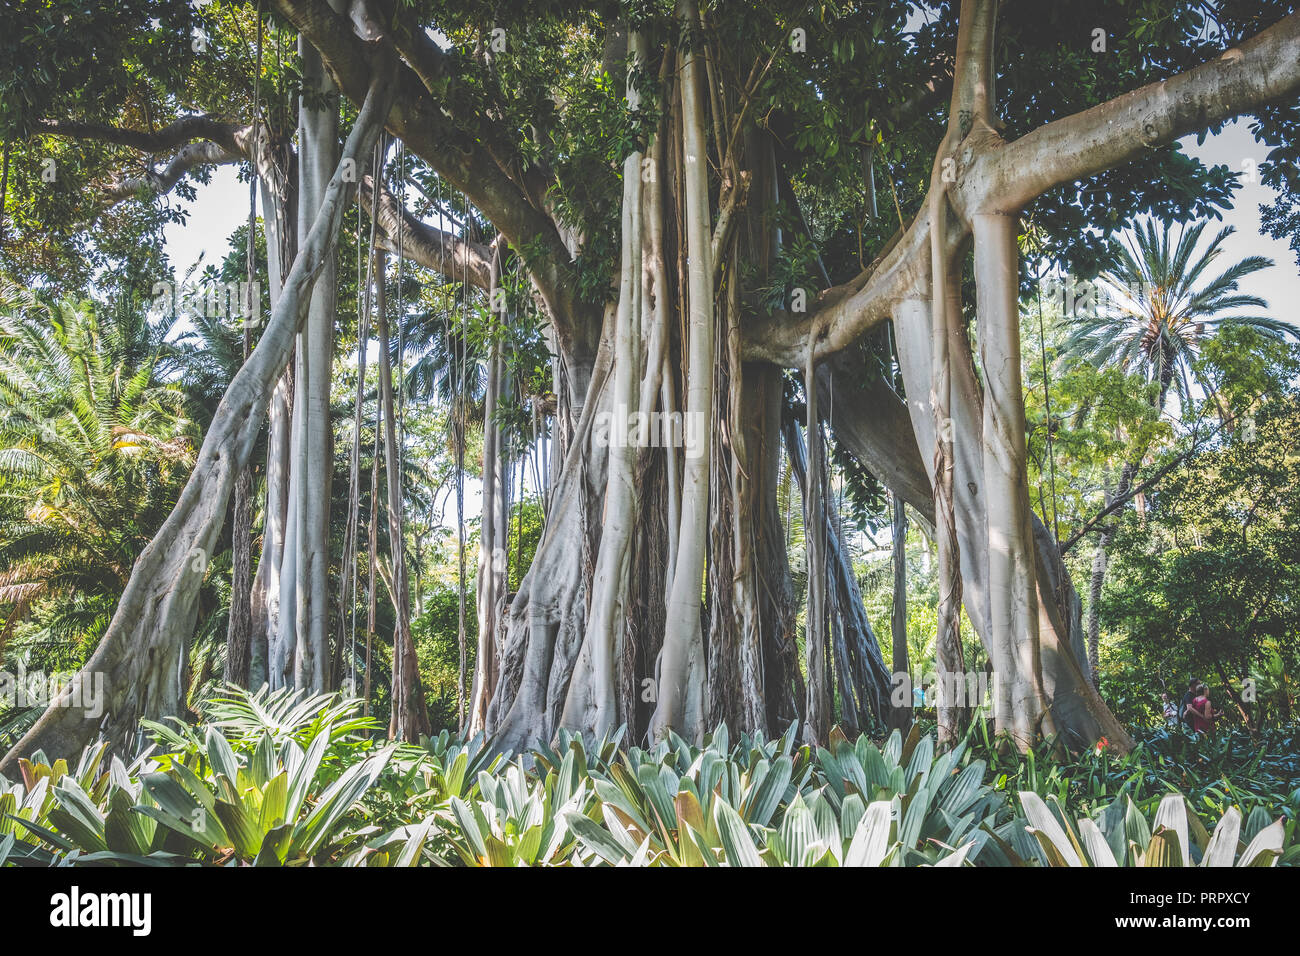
1185, 683, 1215, 734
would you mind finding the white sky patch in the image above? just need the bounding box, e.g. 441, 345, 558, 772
1179, 119, 1300, 326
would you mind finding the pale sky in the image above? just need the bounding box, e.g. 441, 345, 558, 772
1180, 119, 1300, 323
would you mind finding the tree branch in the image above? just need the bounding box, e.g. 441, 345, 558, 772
982, 11, 1300, 213
101, 141, 241, 204
743, 10, 1300, 370
1059, 410, 1246, 554
34, 115, 304, 236
360, 174, 493, 288
33, 115, 243, 154
270, 0, 600, 361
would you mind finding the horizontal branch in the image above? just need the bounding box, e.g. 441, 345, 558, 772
36, 116, 274, 221
743, 10, 1300, 371
982, 11, 1300, 212
33, 115, 243, 154
360, 175, 493, 289
102, 141, 241, 204
741, 207, 941, 367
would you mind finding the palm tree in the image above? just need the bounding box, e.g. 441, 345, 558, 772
1064, 218, 1288, 414
1062, 218, 1293, 687
0, 283, 196, 729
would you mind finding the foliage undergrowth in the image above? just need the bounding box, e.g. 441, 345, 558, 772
1, 689, 1294, 867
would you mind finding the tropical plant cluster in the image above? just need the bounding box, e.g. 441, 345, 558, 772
1, 690, 1293, 868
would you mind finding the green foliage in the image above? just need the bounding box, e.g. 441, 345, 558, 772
1102, 396, 1300, 729
4, 693, 1295, 867
412, 588, 476, 733
1008, 790, 1291, 867
0, 286, 199, 741
973, 724, 1300, 829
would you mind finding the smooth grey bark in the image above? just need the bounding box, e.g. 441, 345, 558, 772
291, 25, 343, 694
928, 200, 966, 750
973, 210, 1056, 747
743, 12, 1300, 370
364, 384, 380, 712
650, 7, 713, 743
560, 43, 647, 737
470, 249, 509, 735
484, 340, 611, 754
891, 295, 1128, 750
249, 155, 297, 691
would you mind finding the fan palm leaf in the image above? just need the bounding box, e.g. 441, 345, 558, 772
1064, 218, 1292, 415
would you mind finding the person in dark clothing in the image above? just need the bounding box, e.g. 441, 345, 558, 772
1179, 678, 1200, 731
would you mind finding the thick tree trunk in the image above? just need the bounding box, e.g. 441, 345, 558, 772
249, 168, 296, 691
928, 237, 967, 749
225, 302, 255, 690
559, 49, 646, 737
708, 263, 767, 737
484, 342, 608, 753
291, 28, 342, 694
973, 210, 1057, 747
892, 293, 1130, 752
649, 9, 712, 743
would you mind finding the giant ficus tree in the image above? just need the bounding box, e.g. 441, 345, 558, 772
3, 0, 1300, 771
